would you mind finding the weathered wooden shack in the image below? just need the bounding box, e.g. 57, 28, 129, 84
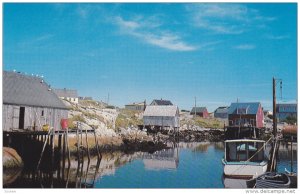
214, 106, 228, 119
150, 99, 173, 106
53, 88, 78, 104
190, 107, 209, 118
3, 71, 68, 131
143, 105, 180, 129
227, 102, 264, 128
125, 101, 146, 111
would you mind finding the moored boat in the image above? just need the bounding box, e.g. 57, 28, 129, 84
222, 139, 269, 178
247, 172, 291, 188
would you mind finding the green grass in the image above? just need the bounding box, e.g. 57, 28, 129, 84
182, 117, 224, 129
115, 109, 143, 129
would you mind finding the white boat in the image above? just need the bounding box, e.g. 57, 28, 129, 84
222, 139, 269, 178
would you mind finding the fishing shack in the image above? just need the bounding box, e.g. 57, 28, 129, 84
227, 102, 264, 128
143, 105, 180, 131
3, 71, 68, 131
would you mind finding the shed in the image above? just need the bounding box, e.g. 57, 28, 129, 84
276, 103, 297, 121
125, 101, 146, 111
214, 106, 228, 119
227, 102, 264, 128
190, 107, 209, 118
150, 99, 173, 106
3, 71, 68, 131
143, 105, 180, 128
53, 88, 78, 104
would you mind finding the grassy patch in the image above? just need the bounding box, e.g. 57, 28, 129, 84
115, 109, 143, 129
192, 117, 223, 129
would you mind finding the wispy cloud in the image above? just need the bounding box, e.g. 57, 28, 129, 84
18, 34, 54, 49
234, 44, 256, 50
114, 16, 197, 51
266, 34, 290, 40
186, 4, 275, 35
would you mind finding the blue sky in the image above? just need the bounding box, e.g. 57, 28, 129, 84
3, 3, 297, 111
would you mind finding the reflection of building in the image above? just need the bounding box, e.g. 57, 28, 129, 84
142, 148, 179, 170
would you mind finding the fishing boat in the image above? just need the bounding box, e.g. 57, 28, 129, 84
247, 172, 290, 188
222, 139, 269, 179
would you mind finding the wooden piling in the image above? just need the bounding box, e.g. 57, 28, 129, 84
85, 129, 90, 162
36, 130, 51, 171
94, 129, 101, 160
66, 128, 71, 166
62, 133, 66, 180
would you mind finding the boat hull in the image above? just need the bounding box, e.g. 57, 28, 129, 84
222, 159, 268, 178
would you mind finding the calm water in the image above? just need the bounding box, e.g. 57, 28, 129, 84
3, 141, 297, 188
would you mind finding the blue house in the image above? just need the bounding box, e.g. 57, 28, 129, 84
276, 103, 297, 121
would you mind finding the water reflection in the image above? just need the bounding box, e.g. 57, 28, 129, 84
3, 141, 296, 188
222, 176, 249, 189
142, 142, 179, 170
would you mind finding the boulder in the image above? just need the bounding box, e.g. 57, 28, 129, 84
3, 147, 23, 169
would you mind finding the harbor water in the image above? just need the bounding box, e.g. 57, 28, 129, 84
3, 141, 297, 188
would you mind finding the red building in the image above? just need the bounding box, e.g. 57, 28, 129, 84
190, 107, 209, 118
227, 102, 264, 128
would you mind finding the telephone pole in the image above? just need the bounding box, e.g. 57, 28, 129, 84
273, 77, 282, 137
273, 77, 277, 137
194, 97, 197, 117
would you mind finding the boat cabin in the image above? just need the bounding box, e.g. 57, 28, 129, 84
225, 139, 266, 162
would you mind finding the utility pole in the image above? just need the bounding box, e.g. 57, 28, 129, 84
273, 77, 277, 137
194, 96, 197, 117
107, 93, 110, 105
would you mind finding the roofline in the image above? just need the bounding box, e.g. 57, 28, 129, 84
3, 102, 69, 110
225, 139, 265, 143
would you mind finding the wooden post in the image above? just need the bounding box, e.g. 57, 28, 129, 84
36, 130, 51, 171
85, 128, 90, 162
66, 128, 71, 166
51, 129, 55, 170
76, 124, 80, 163
94, 129, 101, 160
62, 132, 66, 180
291, 136, 293, 172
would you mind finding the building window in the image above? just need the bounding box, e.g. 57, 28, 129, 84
41, 110, 44, 116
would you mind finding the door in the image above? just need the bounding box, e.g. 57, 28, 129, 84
19, 107, 25, 129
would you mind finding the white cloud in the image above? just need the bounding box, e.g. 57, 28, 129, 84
114, 16, 197, 51
186, 4, 275, 35
234, 44, 256, 50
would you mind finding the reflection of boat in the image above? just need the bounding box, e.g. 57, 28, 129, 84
247, 172, 290, 188
222, 175, 248, 188
222, 139, 268, 178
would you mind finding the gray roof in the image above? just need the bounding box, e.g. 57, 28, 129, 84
227, 102, 261, 115
3, 71, 68, 109
214, 106, 228, 114
53, 88, 78, 98
144, 105, 179, 117
191, 107, 207, 113
151, 99, 173, 106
